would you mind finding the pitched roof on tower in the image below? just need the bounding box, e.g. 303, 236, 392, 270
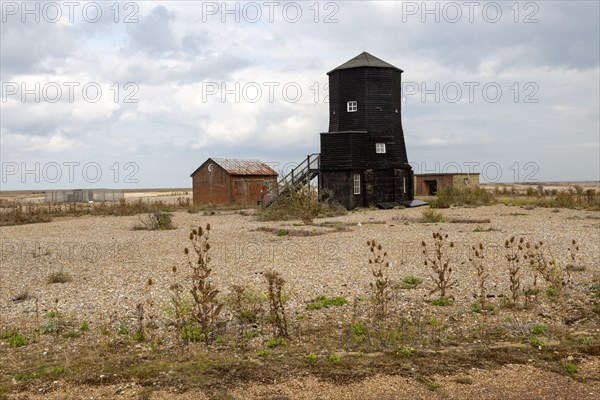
327, 52, 403, 74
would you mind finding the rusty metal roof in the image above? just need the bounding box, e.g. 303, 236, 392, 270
203, 158, 277, 176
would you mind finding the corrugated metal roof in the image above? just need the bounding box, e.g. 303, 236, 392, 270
211, 158, 278, 176
328, 52, 402, 74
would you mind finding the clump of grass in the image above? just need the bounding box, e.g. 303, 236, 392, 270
276, 229, 289, 236
257, 349, 270, 357
46, 272, 71, 284
351, 322, 367, 343
422, 232, 456, 299
530, 336, 546, 348
63, 331, 81, 339
431, 297, 453, 306
135, 211, 175, 230
227, 285, 264, 346
265, 337, 288, 348
307, 295, 347, 310
3, 330, 28, 348
565, 363, 578, 375
401, 276, 422, 289
264, 269, 288, 339
259, 185, 346, 224
421, 208, 445, 223
79, 321, 90, 332
306, 353, 318, 364
434, 186, 495, 208
471, 303, 482, 313
328, 354, 341, 364
396, 345, 415, 357
531, 324, 547, 335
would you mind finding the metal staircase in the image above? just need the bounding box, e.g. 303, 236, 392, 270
267, 153, 320, 204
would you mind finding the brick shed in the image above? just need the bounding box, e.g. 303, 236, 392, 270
414, 173, 480, 196
191, 158, 278, 206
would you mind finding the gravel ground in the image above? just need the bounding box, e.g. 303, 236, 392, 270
7, 363, 600, 399
1, 205, 598, 325
1, 204, 599, 398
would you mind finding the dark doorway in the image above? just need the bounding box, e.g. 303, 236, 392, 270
425, 180, 438, 195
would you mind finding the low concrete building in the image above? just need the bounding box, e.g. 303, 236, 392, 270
414, 173, 480, 196
191, 158, 278, 206
45, 189, 125, 203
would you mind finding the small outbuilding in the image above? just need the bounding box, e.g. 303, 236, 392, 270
45, 189, 125, 203
191, 158, 278, 206
414, 173, 480, 196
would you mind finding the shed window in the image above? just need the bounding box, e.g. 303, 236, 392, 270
347, 101, 357, 112
353, 174, 361, 195
403, 177, 406, 194
375, 143, 386, 154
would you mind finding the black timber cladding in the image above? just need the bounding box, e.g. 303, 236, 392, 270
319, 52, 414, 208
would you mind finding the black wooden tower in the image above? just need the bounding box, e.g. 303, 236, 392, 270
319, 52, 414, 209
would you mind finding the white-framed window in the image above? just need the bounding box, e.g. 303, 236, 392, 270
403, 176, 406, 194
375, 143, 386, 154
208, 163, 214, 172
347, 101, 357, 112
353, 173, 361, 195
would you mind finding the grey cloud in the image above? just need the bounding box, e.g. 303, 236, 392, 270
127, 5, 178, 55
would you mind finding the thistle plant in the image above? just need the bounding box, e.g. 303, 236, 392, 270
185, 224, 223, 343
523, 240, 568, 301
264, 269, 288, 339
505, 237, 524, 307
366, 239, 393, 322
469, 243, 488, 309
422, 232, 456, 299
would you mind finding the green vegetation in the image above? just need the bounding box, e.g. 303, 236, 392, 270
531, 325, 547, 335
401, 276, 422, 289
135, 211, 175, 230
431, 297, 453, 307
5, 331, 27, 348
258, 186, 346, 224
306, 353, 318, 364
351, 322, 367, 343
530, 336, 546, 348
307, 295, 348, 310
328, 354, 341, 364
565, 363, 578, 374
421, 208, 445, 223
257, 349, 270, 357
265, 337, 288, 348
79, 321, 90, 332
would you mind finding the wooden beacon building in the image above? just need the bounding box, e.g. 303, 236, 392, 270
319, 52, 414, 209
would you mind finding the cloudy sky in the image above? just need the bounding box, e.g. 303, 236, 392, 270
1, 0, 598, 190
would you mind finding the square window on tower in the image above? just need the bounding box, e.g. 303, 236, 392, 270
375, 143, 386, 154
347, 101, 357, 112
